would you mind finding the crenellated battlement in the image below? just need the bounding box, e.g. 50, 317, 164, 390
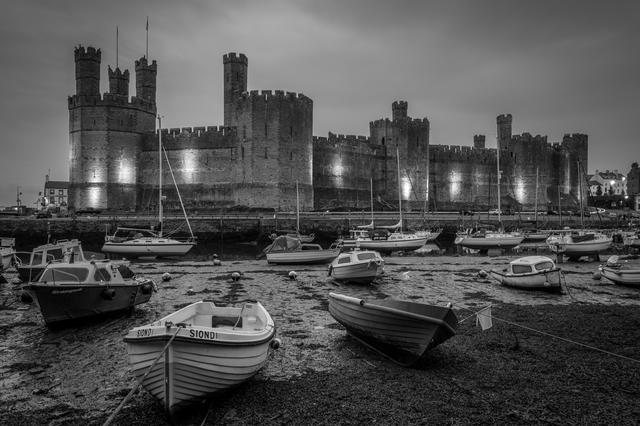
143, 126, 238, 151
74, 45, 101, 61
67, 93, 156, 111
223, 52, 248, 65
430, 144, 495, 163
134, 57, 157, 72
239, 89, 312, 105
369, 117, 430, 127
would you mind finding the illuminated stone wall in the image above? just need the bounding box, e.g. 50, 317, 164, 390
68, 46, 156, 212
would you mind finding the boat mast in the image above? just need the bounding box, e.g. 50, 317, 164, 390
296, 180, 300, 234
157, 114, 163, 237
396, 146, 403, 232
370, 177, 374, 226
577, 160, 584, 229
496, 137, 502, 226
534, 167, 539, 228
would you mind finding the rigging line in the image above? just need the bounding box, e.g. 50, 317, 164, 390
458, 305, 640, 365
161, 145, 195, 238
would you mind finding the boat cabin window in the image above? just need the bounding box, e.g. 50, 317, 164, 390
94, 268, 111, 282
117, 264, 135, 278
511, 264, 533, 274
533, 261, 554, 271
47, 248, 64, 261
356, 252, 377, 261
337, 256, 352, 264
40, 267, 89, 283
32, 251, 44, 265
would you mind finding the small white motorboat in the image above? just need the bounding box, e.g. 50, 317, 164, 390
264, 235, 339, 264
489, 256, 563, 292
547, 231, 612, 259
328, 250, 384, 284
599, 255, 640, 287
456, 231, 524, 251
124, 300, 277, 414
354, 231, 428, 254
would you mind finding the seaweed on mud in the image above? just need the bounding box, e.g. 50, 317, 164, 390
462, 291, 501, 303
173, 302, 193, 310
301, 343, 327, 350
280, 330, 310, 339
6, 361, 50, 373
160, 285, 176, 290
310, 305, 328, 311
287, 318, 304, 324
194, 288, 221, 294
326, 322, 343, 330
297, 294, 314, 300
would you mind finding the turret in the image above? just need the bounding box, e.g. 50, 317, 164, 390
135, 57, 157, 103
473, 134, 486, 149
74, 46, 101, 97
392, 100, 408, 121
108, 66, 129, 98
497, 114, 512, 148
223, 52, 248, 127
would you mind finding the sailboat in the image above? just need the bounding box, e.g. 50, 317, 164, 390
270, 181, 315, 243
102, 115, 196, 258
355, 148, 428, 254
335, 178, 376, 251
522, 168, 549, 243
546, 161, 611, 259
457, 137, 524, 251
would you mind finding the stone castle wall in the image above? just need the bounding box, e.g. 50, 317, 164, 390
68, 44, 588, 214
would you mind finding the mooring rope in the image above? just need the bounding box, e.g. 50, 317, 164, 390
103, 324, 183, 426
457, 305, 640, 365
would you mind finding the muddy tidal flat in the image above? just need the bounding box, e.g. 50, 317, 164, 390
1, 253, 640, 425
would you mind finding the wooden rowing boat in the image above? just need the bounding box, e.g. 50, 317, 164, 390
328, 293, 457, 366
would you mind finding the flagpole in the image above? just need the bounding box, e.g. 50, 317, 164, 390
146, 17, 149, 59
116, 26, 119, 68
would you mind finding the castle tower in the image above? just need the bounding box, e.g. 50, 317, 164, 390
135, 57, 157, 103
69, 46, 157, 213
392, 101, 408, 121
369, 102, 430, 211
497, 114, 512, 149
108, 66, 129, 98
223, 52, 248, 127
74, 46, 101, 97
473, 135, 486, 149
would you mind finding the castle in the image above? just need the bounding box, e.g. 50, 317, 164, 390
68, 46, 588, 214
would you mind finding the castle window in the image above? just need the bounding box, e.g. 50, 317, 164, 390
290, 152, 293, 161
236, 72, 239, 81
264, 124, 268, 137
241, 146, 245, 159
264, 147, 268, 159
381, 137, 385, 146
290, 126, 293, 137
242, 125, 246, 139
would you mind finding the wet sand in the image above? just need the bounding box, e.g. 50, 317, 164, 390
1, 252, 639, 425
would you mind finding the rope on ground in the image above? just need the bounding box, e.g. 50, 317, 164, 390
457, 305, 640, 365
102, 325, 183, 426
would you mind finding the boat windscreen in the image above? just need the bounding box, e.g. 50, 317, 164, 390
356, 252, 377, 261
511, 265, 533, 274
40, 267, 89, 283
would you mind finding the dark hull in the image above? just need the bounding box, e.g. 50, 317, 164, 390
17, 265, 45, 283
24, 283, 153, 326
328, 293, 457, 366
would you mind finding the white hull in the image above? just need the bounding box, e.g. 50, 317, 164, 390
267, 249, 339, 264
124, 301, 275, 414
329, 251, 384, 284
458, 235, 524, 250
548, 239, 612, 256
599, 267, 640, 286
102, 238, 195, 257
356, 236, 428, 252
490, 268, 562, 291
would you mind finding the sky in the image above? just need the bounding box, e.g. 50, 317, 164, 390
1, 0, 639, 207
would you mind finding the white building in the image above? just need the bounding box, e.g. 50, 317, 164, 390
588, 169, 627, 196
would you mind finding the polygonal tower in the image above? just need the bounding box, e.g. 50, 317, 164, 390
223, 53, 248, 128
68, 45, 157, 212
